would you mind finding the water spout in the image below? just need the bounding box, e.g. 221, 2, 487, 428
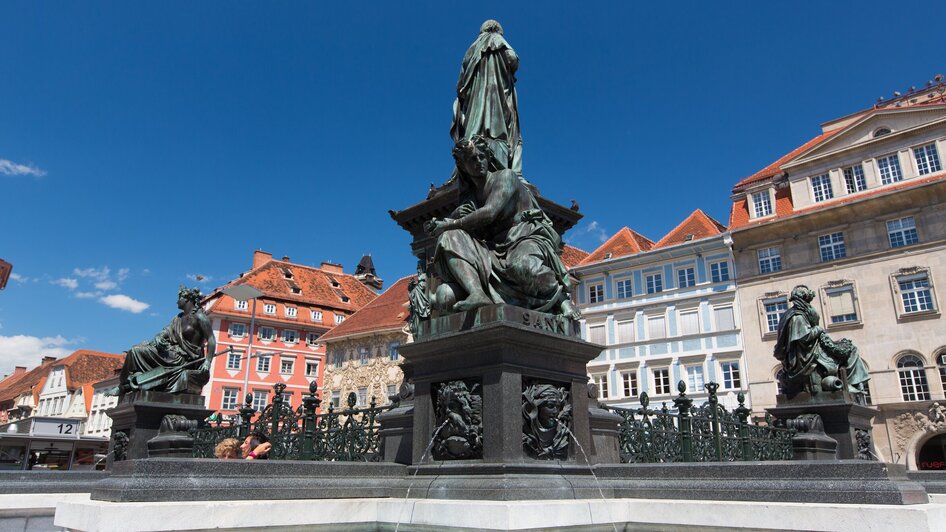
559, 422, 618, 532
394, 418, 450, 532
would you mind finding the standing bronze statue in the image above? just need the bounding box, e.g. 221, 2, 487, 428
774, 285, 870, 397
424, 136, 579, 319
451, 19, 522, 178
115, 286, 217, 397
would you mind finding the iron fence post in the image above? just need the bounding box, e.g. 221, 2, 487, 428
734, 391, 752, 461
673, 380, 693, 462
705, 382, 722, 461
271, 382, 286, 440
238, 393, 256, 440
301, 381, 321, 460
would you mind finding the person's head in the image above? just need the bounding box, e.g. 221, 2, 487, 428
790, 285, 815, 304
214, 438, 240, 459
177, 286, 203, 310
453, 137, 491, 179
480, 19, 503, 35
240, 431, 269, 458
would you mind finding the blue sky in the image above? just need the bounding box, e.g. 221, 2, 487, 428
2, 2, 944, 370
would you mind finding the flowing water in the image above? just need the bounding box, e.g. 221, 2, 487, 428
393, 418, 449, 532
560, 422, 619, 532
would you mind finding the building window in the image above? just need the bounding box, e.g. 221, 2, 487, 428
752, 190, 772, 218
824, 285, 858, 324
685, 364, 705, 392
616, 279, 632, 299
842, 164, 867, 194
862, 380, 873, 405
763, 297, 788, 333
335, 314, 345, 325
234, 299, 248, 311
713, 306, 736, 331
280, 358, 294, 375
887, 216, 919, 248
818, 232, 846, 262
359, 347, 369, 365
229, 323, 246, 338
256, 355, 271, 373
616, 319, 634, 343
258, 327, 275, 341
647, 316, 666, 339
594, 374, 609, 399
280, 392, 293, 406
282, 330, 297, 344
221, 388, 239, 410
758, 247, 782, 274
587, 324, 606, 345
710, 261, 730, 282
679, 310, 700, 336
877, 153, 903, 184
285, 307, 297, 318
811, 174, 834, 203
357, 387, 368, 406
226, 351, 242, 370
898, 355, 931, 401
677, 267, 695, 288
252, 391, 268, 412
388, 342, 400, 361
622, 371, 638, 398
306, 333, 321, 347
305, 361, 319, 377
263, 304, 276, 315
332, 351, 344, 368
311, 310, 323, 322
897, 273, 935, 314
589, 283, 604, 303
653, 368, 671, 395
720, 361, 741, 389
873, 127, 891, 138
938, 353, 946, 393
913, 143, 942, 176
646, 273, 663, 294
331, 391, 341, 408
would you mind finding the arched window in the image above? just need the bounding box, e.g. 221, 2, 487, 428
873, 127, 892, 138
937, 350, 946, 390
898, 354, 931, 401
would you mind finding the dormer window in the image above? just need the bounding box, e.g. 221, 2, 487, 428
751, 190, 773, 218
282, 268, 294, 280
873, 127, 891, 138
340, 296, 350, 303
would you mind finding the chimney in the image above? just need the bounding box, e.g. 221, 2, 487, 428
253, 250, 273, 270
13, 366, 26, 376
42, 356, 56, 364
282, 256, 291, 262
320, 261, 344, 274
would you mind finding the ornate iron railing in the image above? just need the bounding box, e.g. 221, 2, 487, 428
605, 381, 794, 463
191, 381, 397, 461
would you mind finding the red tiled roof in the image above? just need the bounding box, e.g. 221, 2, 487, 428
579, 227, 654, 266
205, 258, 380, 324
653, 209, 726, 249
0, 350, 122, 404
732, 129, 843, 191
560, 244, 589, 268
319, 276, 413, 342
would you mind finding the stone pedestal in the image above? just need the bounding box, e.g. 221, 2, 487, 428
106, 391, 212, 467
401, 304, 601, 466
767, 391, 878, 460
588, 402, 623, 464
377, 400, 414, 465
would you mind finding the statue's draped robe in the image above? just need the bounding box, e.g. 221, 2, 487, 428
774, 297, 869, 392
121, 313, 208, 394
451, 30, 522, 176
433, 172, 571, 313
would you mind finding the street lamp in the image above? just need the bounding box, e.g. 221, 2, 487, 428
223, 285, 264, 399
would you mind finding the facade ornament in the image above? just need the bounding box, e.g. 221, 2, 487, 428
522, 383, 572, 460
432, 380, 483, 460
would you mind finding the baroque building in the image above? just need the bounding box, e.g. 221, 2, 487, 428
573, 210, 747, 410
729, 79, 946, 468
201, 250, 381, 416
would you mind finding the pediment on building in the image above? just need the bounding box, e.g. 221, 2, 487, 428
788, 105, 946, 167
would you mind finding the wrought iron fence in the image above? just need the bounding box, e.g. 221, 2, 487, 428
604, 381, 794, 463
191, 381, 397, 461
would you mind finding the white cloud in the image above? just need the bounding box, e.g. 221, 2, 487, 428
0, 335, 75, 369
53, 278, 78, 290
73, 267, 111, 282
99, 294, 149, 314
0, 159, 46, 177
186, 273, 212, 284
75, 291, 100, 299
565, 220, 610, 245
9, 273, 30, 283
94, 281, 117, 290
117, 268, 130, 282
